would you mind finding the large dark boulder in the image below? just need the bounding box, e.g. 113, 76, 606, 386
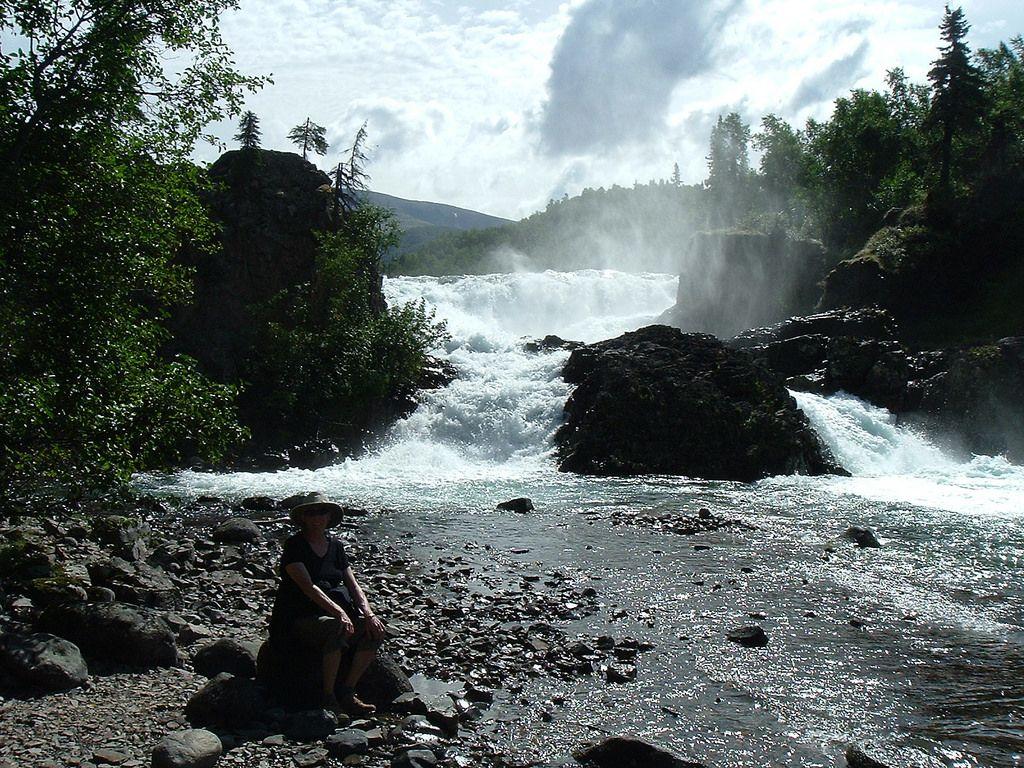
37, 601, 177, 668
184, 672, 270, 730
555, 326, 844, 481
574, 736, 705, 768
256, 639, 412, 709
192, 638, 258, 679
0, 632, 89, 693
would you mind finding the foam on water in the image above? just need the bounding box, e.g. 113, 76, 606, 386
789, 390, 1024, 517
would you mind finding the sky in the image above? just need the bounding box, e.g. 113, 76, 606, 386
200, 0, 1024, 219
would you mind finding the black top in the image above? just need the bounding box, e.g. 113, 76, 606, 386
269, 533, 351, 640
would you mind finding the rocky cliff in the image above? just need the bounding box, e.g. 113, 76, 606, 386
658, 230, 828, 338
555, 325, 845, 481
735, 309, 1024, 461
170, 149, 385, 381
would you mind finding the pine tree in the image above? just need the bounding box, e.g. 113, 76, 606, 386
671, 162, 682, 186
927, 5, 985, 191
234, 110, 261, 150
288, 117, 328, 160
333, 122, 370, 219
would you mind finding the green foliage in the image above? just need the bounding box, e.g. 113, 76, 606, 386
288, 117, 328, 160
235, 110, 261, 149
244, 205, 448, 442
0, 0, 262, 498
706, 113, 753, 225
927, 5, 986, 192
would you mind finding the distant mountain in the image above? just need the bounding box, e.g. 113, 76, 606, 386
364, 191, 511, 259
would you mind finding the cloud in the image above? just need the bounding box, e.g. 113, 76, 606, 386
538, 0, 743, 156
789, 40, 871, 111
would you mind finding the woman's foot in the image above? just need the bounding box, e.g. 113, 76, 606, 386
337, 686, 376, 715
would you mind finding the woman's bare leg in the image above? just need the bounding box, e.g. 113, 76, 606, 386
323, 647, 343, 703
342, 647, 376, 689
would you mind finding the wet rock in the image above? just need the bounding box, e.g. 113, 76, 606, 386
845, 526, 881, 548
294, 747, 329, 767
289, 439, 341, 470
184, 673, 269, 730
325, 729, 369, 758
151, 729, 223, 768
89, 515, 150, 561
38, 601, 177, 667
731, 308, 898, 349
0, 632, 88, 692
391, 692, 429, 714
283, 709, 337, 742
240, 496, 278, 512
425, 708, 459, 737
391, 748, 438, 768
496, 497, 534, 513
256, 640, 412, 709
574, 736, 705, 767
212, 518, 262, 544
556, 326, 845, 481
605, 663, 636, 684
392, 715, 444, 747
25, 577, 89, 607
524, 335, 584, 353
87, 557, 178, 608
845, 744, 893, 768
726, 626, 769, 648
192, 638, 258, 679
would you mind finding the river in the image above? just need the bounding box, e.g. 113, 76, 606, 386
139, 269, 1024, 767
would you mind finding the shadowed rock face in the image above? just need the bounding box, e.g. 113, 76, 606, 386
554, 325, 845, 481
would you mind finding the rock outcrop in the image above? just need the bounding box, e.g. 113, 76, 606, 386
555, 325, 845, 481
734, 309, 1024, 460
658, 230, 828, 338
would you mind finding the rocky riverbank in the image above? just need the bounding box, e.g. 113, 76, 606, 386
0, 496, 706, 768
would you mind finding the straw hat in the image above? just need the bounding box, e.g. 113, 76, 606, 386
287, 492, 345, 527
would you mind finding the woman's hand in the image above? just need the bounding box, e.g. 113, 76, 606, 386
364, 614, 386, 642
330, 604, 355, 638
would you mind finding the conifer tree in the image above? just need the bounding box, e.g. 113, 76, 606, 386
234, 110, 261, 149
332, 122, 370, 219
927, 5, 985, 191
288, 117, 328, 160
671, 162, 682, 186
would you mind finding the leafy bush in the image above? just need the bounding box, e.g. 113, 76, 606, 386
243, 205, 448, 444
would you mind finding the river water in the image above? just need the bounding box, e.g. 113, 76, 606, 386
140, 270, 1024, 767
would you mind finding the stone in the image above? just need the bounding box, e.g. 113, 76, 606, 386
325, 729, 368, 758
256, 640, 411, 709
192, 638, 258, 679
293, 748, 328, 767
496, 497, 534, 513
87, 558, 178, 608
240, 496, 278, 512
184, 673, 269, 730
151, 729, 223, 768
0, 632, 88, 692
211, 518, 261, 545
845, 744, 892, 768
391, 692, 429, 715
555, 326, 846, 481
284, 709, 338, 742
89, 516, 150, 561
93, 749, 129, 765
391, 715, 444, 748
391, 748, 437, 768
726, 626, 769, 648
604, 663, 636, 684
574, 736, 705, 768
845, 526, 881, 548
38, 601, 177, 667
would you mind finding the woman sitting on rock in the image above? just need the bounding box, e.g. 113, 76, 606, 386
269, 492, 385, 715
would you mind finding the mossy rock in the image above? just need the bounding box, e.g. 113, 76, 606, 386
0, 537, 54, 581
26, 573, 89, 606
